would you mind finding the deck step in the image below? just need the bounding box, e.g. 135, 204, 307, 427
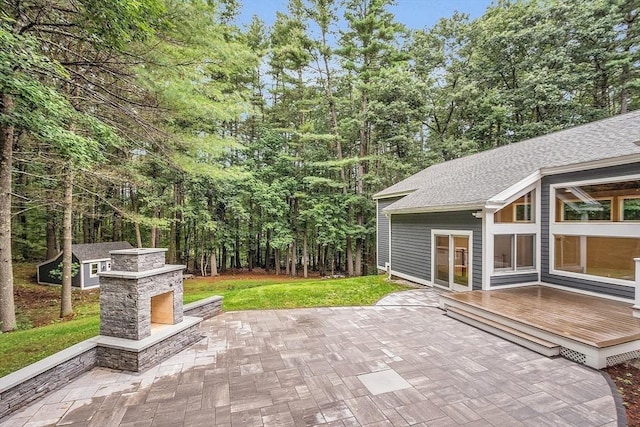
446, 306, 561, 357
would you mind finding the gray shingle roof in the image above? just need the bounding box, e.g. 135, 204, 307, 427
376, 111, 640, 213
72, 241, 133, 262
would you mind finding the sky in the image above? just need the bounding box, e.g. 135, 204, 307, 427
238, 0, 495, 30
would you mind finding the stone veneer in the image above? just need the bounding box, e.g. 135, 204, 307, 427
0, 296, 222, 420
99, 248, 184, 340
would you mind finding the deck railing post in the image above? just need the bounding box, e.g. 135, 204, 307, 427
634, 258, 640, 316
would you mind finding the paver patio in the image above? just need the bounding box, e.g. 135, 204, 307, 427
1, 289, 620, 426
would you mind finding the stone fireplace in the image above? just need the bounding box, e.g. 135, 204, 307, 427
99, 248, 184, 340
96, 248, 202, 372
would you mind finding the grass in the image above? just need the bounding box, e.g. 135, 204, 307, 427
184, 275, 406, 311
0, 269, 407, 377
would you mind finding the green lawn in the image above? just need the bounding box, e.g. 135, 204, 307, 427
184, 275, 406, 310
0, 274, 406, 377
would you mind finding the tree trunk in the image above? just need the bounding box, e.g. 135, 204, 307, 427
355, 237, 363, 276
112, 210, 121, 242
291, 240, 297, 277
60, 164, 73, 318
221, 246, 227, 272
248, 201, 254, 271
303, 232, 308, 278
151, 207, 160, 247
285, 245, 290, 276
210, 249, 218, 277
168, 219, 177, 262
46, 214, 58, 259
275, 248, 281, 275
346, 236, 354, 276
234, 224, 241, 269
264, 230, 271, 271
0, 94, 16, 332
135, 223, 143, 248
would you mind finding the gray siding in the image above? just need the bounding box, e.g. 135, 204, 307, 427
490, 272, 539, 287
541, 162, 639, 300
390, 211, 483, 290
377, 197, 402, 268
81, 262, 104, 288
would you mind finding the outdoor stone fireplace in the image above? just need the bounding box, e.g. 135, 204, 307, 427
96, 248, 202, 371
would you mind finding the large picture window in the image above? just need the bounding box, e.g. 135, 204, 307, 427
555, 235, 640, 281
494, 234, 535, 272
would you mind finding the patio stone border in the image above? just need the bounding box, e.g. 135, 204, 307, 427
0, 295, 222, 420
602, 371, 628, 427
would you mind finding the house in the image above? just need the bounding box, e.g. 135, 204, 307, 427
37, 241, 133, 289
374, 111, 640, 368
374, 111, 640, 299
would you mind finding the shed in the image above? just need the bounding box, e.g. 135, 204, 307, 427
37, 241, 134, 289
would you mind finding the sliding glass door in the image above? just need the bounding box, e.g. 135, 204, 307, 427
433, 232, 472, 292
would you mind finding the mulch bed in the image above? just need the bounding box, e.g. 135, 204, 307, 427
605, 362, 640, 426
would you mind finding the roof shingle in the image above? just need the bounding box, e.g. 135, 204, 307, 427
71, 241, 133, 262
376, 111, 640, 213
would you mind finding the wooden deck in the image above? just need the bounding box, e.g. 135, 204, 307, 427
443, 286, 640, 348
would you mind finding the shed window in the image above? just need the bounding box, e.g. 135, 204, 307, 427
90, 262, 99, 278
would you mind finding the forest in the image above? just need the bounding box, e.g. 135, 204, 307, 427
0, 0, 638, 331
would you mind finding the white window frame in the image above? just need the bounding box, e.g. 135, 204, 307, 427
89, 262, 99, 278
549, 174, 640, 287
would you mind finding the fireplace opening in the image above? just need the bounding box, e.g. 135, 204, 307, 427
150, 291, 174, 334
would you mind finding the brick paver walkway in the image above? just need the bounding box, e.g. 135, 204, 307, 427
2, 290, 619, 426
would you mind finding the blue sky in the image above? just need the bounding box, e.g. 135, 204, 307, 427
238, 0, 495, 30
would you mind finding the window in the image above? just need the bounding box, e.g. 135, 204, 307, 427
494, 234, 535, 272
90, 262, 99, 278
514, 203, 532, 222
516, 235, 535, 268
495, 190, 535, 223
554, 235, 640, 281
561, 199, 611, 221
555, 179, 640, 222
622, 197, 640, 221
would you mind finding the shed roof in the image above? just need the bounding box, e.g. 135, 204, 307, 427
375, 111, 640, 213
71, 241, 133, 262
